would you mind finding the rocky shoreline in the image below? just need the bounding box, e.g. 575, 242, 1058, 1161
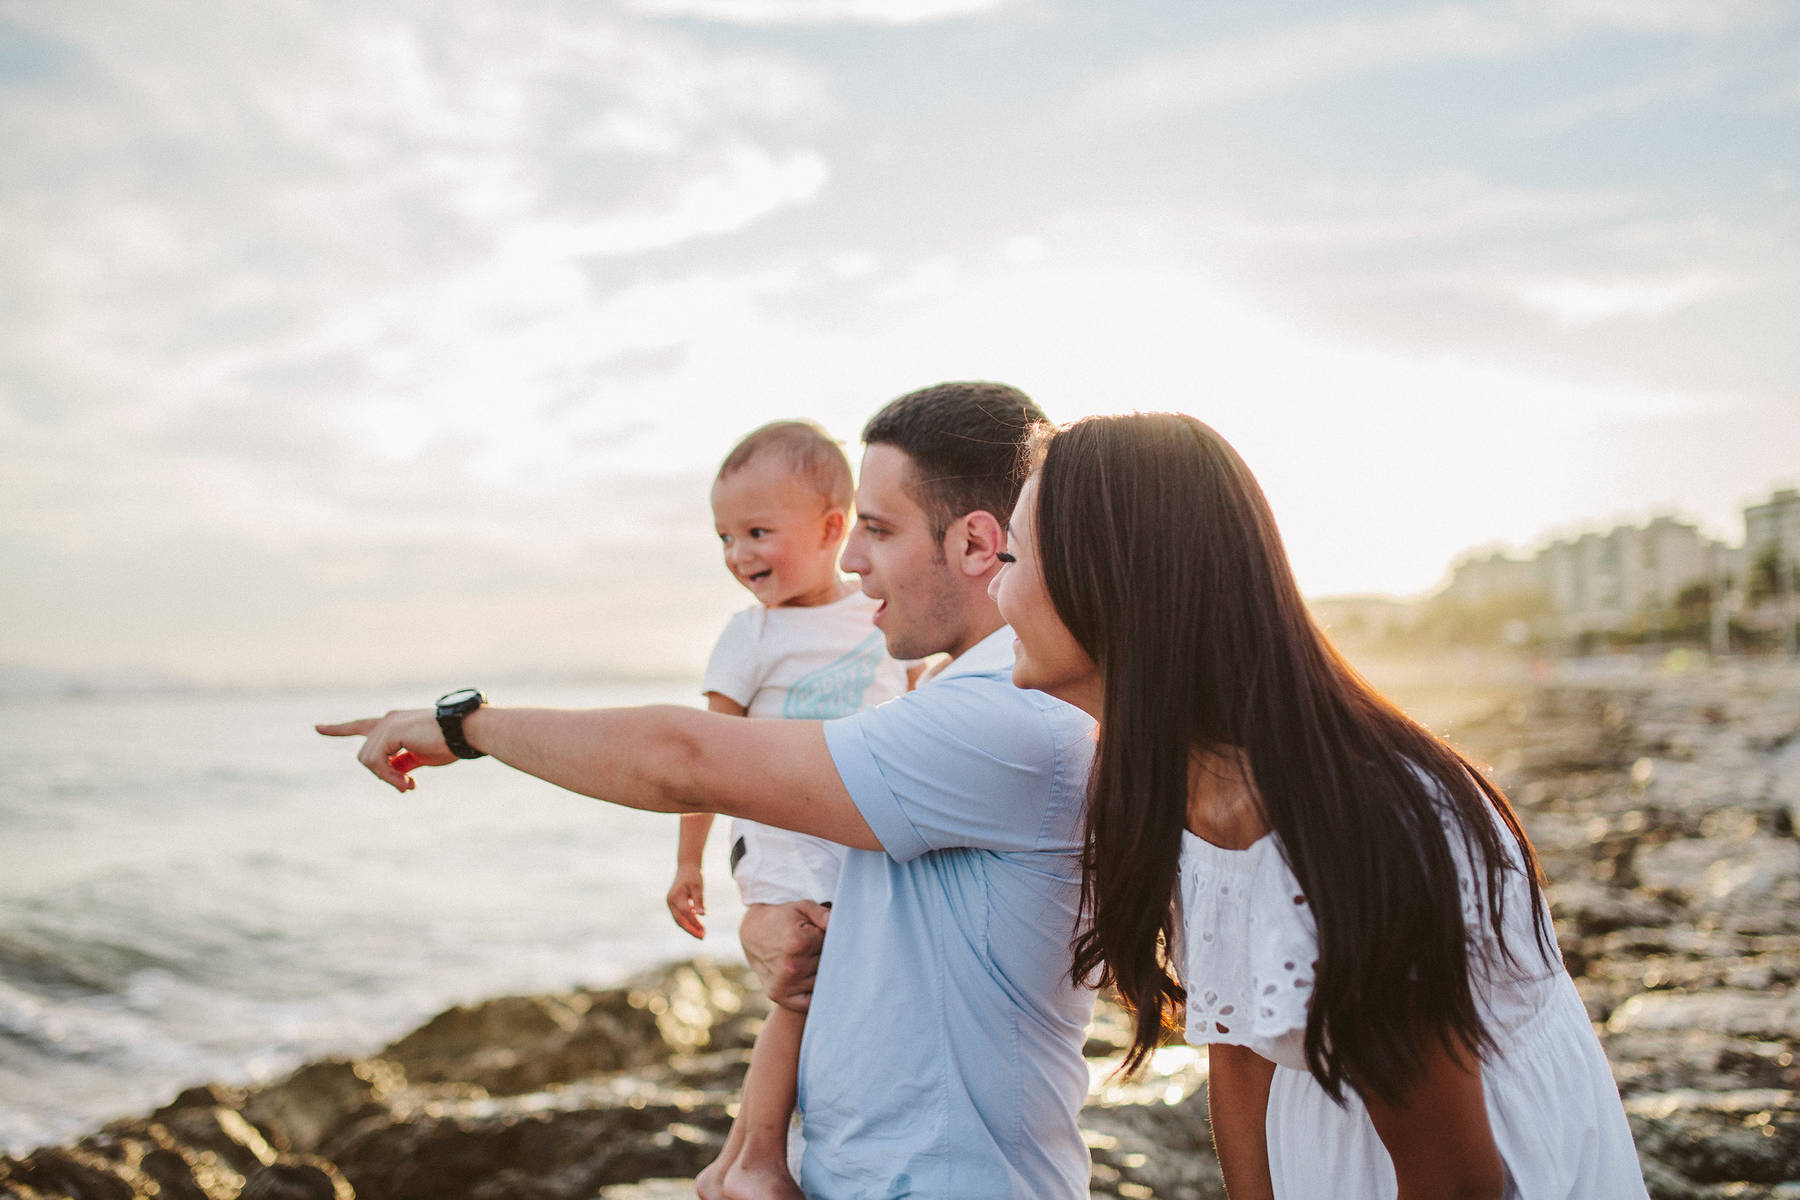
5, 661, 1797, 1200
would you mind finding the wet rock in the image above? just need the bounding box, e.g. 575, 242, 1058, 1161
379, 960, 760, 1099
237, 1158, 354, 1200
1633, 834, 1800, 914
0, 1146, 142, 1200
1548, 878, 1680, 938
1626, 1089, 1800, 1189
326, 1098, 725, 1200
241, 1060, 405, 1156
591, 1183, 696, 1200
1609, 990, 1800, 1042
149, 1090, 277, 1180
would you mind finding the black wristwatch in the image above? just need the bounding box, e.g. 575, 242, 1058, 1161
435, 688, 488, 759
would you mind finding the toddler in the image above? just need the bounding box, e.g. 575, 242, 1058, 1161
668, 420, 911, 1200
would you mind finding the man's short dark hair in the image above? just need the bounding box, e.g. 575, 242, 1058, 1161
861, 382, 1047, 542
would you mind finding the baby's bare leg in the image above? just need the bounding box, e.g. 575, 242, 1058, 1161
720, 1002, 806, 1200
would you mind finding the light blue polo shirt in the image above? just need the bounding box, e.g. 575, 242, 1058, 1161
800, 627, 1097, 1200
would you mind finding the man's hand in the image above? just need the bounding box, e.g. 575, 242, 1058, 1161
666, 865, 708, 939
315, 710, 458, 792
739, 900, 830, 1013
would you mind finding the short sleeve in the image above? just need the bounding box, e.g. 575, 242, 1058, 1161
821, 675, 1073, 863
1178, 836, 1318, 1069
1244, 848, 1319, 1044
701, 609, 762, 708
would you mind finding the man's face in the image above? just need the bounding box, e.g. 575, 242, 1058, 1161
840, 443, 963, 661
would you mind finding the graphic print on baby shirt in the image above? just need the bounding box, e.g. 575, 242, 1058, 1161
782, 630, 888, 719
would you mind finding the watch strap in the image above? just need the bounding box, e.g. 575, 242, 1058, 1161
436, 690, 488, 759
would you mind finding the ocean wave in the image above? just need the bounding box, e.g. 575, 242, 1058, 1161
0, 928, 158, 999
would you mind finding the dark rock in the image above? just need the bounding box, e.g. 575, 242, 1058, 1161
238, 1158, 353, 1200
144, 1097, 277, 1180
0, 1146, 143, 1200
241, 1060, 405, 1156
378, 960, 759, 1097
327, 1098, 725, 1200
1626, 1090, 1800, 1188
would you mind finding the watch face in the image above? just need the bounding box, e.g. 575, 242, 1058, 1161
439, 688, 483, 709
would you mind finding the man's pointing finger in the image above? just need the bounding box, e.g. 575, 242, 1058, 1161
315, 718, 379, 737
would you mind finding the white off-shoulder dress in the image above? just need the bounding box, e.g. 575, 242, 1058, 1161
1177, 827, 1649, 1199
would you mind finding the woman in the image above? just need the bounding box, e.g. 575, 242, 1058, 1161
989, 413, 1647, 1199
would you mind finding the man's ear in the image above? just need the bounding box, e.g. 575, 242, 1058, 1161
951, 510, 1006, 578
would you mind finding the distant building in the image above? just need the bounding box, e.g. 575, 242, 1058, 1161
1744, 488, 1800, 576
1308, 594, 1426, 644
1395, 482, 1796, 648
1740, 489, 1800, 649
1445, 552, 1540, 609
1438, 516, 1729, 642
1540, 517, 1724, 636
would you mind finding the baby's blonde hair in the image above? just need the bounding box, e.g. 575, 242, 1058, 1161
716, 420, 854, 512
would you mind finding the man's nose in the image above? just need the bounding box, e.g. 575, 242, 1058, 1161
839, 528, 868, 575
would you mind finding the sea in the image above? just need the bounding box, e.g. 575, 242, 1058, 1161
0, 680, 749, 1155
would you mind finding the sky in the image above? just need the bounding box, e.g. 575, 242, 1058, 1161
2, 0, 1796, 687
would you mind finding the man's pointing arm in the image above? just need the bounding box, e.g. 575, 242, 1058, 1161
316, 704, 881, 851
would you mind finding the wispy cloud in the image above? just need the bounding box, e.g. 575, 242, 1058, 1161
1082, 6, 1521, 116
0, 4, 834, 432
503, 145, 829, 259
1514, 60, 1729, 134
625, 0, 1017, 25
1511, 269, 1747, 324
1077, 0, 1784, 118
1193, 170, 1631, 248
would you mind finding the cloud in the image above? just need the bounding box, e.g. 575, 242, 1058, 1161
1190, 170, 1631, 248
1077, 0, 1785, 119
0, 4, 835, 448
503, 145, 829, 259
1082, 6, 1520, 116
4, 0, 1792, 688
1514, 60, 1729, 135
625, 0, 1017, 25
1511, 269, 1746, 324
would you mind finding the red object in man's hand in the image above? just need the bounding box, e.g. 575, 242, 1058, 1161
388, 750, 423, 774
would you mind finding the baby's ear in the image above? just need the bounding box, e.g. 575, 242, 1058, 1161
821, 507, 848, 545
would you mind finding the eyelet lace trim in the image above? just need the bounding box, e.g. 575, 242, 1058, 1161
1178, 834, 1318, 1046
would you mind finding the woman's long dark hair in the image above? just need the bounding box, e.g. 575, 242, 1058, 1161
1038, 413, 1549, 1105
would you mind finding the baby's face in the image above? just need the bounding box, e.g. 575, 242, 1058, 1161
711, 459, 844, 608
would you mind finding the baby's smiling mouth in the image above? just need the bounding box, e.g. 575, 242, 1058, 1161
748, 569, 772, 583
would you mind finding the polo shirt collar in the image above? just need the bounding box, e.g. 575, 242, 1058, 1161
930, 625, 1015, 683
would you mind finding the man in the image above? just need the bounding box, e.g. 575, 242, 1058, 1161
319, 382, 1096, 1199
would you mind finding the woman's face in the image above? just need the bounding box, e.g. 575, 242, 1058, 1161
990, 475, 1102, 717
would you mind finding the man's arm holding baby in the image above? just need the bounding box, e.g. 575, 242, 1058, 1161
316, 704, 882, 851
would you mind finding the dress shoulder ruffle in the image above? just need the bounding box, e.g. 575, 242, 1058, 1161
1177, 832, 1318, 1069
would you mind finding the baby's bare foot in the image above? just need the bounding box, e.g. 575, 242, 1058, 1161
695, 1154, 733, 1200
721, 1156, 805, 1200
